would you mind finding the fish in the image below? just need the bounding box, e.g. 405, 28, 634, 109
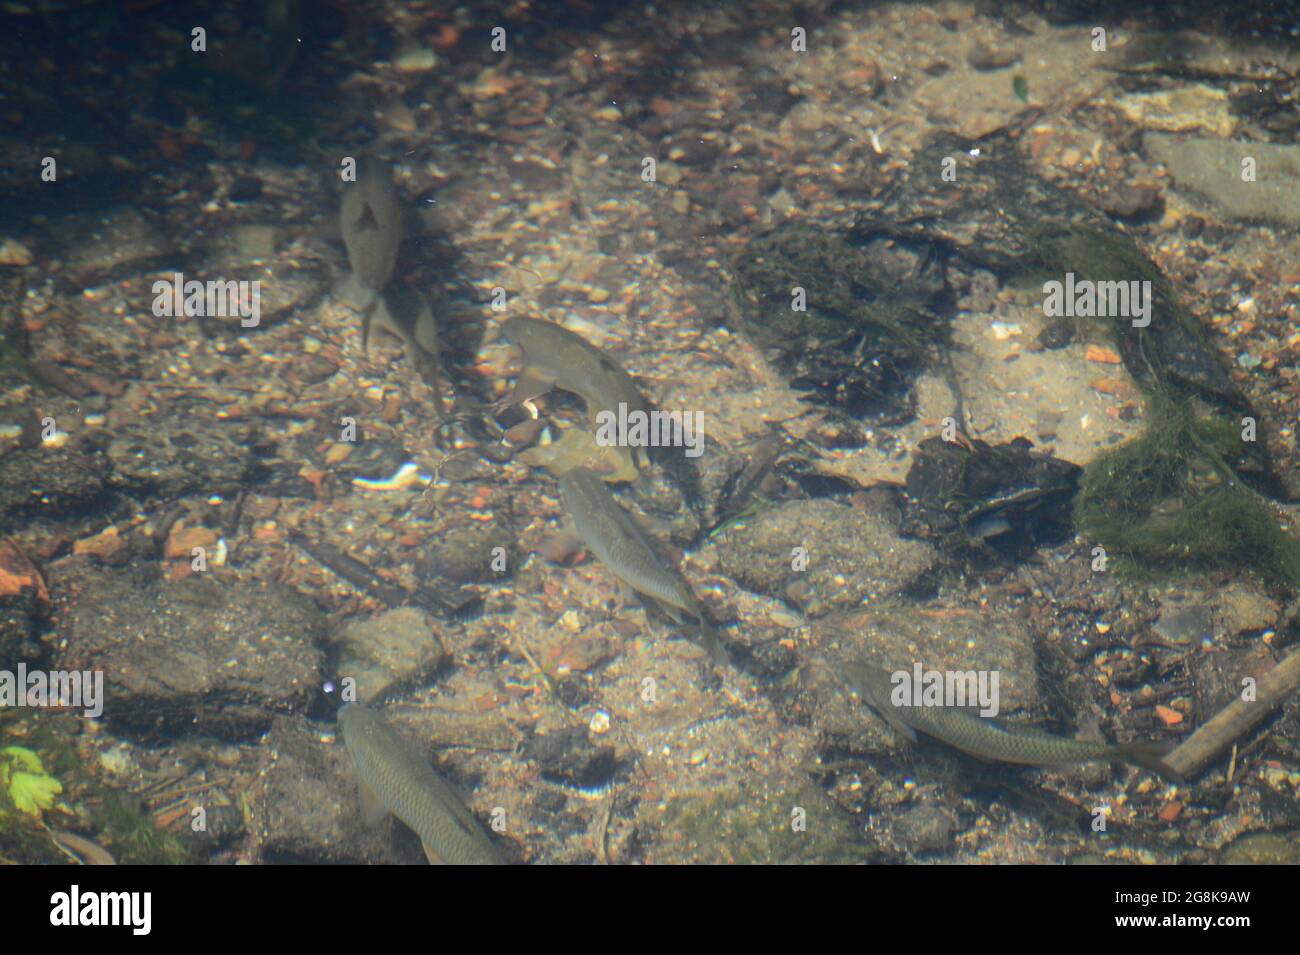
500, 317, 651, 469
842, 661, 1182, 781
337, 703, 502, 864
340, 156, 402, 300
501, 318, 704, 504
558, 466, 729, 665
364, 280, 439, 363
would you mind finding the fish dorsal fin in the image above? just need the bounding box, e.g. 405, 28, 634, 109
354, 203, 379, 232
357, 778, 388, 828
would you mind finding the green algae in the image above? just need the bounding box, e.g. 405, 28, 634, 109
1023, 221, 1299, 588
1074, 399, 1300, 586
730, 223, 937, 355
96, 792, 194, 865
1030, 222, 1241, 404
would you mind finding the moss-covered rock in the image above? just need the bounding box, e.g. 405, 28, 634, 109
1075, 399, 1300, 586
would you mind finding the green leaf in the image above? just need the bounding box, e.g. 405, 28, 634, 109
9, 770, 61, 817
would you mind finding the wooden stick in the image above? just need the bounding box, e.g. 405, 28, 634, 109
1166, 649, 1300, 780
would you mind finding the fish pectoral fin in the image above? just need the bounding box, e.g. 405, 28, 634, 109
697, 622, 732, 667
536, 528, 586, 564
873, 706, 918, 743
421, 841, 446, 865
357, 779, 388, 828
364, 302, 412, 357
503, 367, 556, 408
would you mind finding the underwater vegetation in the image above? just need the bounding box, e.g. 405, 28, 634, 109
843, 127, 1297, 588
0, 745, 62, 818
1074, 398, 1300, 586
1030, 223, 1299, 587
0, 713, 194, 865
728, 222, 948, 424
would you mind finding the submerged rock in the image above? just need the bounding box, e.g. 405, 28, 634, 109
890, 804, 958, 854
51, 561, 325, 739
1219, 831, 1300, 865
105, 420, 254, 499
650, 779, 870, 864
523, 725, 620, 790
333, 606, 445, 703
899, 435, 1081, 555
48, 207, 177, 289
417, 522, 520, 584
715, 498, 936, 617
0, 446, 107, 530
251, 715, 408, 864
1144, 132, 1300, 228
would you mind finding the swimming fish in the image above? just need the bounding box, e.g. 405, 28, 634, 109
338, 703, 502, 864
842, 661, 1182, 781
340, 156, 402, 300
559, 466, 729, 665
500, 317, 650, 470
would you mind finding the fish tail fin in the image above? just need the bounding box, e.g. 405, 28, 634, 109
1115, 742, 1184, 783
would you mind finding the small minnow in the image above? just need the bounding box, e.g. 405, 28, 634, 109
843, 661, 1182, 781
559, 466, 728, 665
338, 703, 502, 865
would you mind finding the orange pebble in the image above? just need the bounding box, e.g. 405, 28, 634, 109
1085, 344, 1123, 364
1154, 704, 1184, 726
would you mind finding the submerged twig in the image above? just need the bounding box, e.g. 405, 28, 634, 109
1165, 649, 1300, 780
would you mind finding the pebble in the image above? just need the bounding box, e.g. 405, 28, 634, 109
657, 160, 683, 186
0, 239, 34, 266
393, 43, 438, 73
768, 609, 804, 628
